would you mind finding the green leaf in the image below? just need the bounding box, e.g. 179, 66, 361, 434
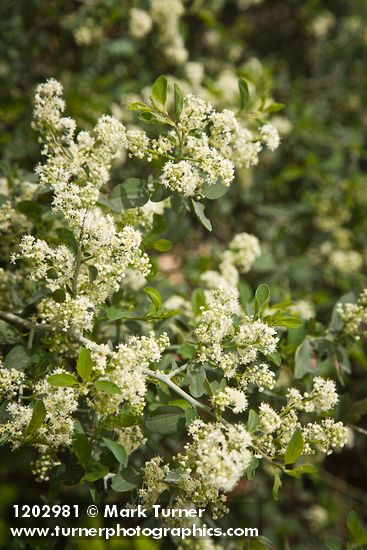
174, 83, 184, 118
239, 281, 253, 307
106, 306, 129, 320
191, 200, 212, 231
139, 111, 166, 124
284, 464, 317, 477
4, 345, 30, 371
144, 287, 162, 309
151, 239, 172, 252
247, 409, 260, 432
294, 339, 314, 379
191, 288, 206, 315
246, 456, 259, 480
145, 406, 185, 435
111, 468, 140, 492
94, 380, 121, 394
348, 398, 367, 423
47, 373, 79, 387
77, 347, 92, 382
84, 461, 109, 482
101, 179, 150, 211
266, 350, 281, 367
88, 265, 98, 283
188, 365, 206, 398
52, 288, 66, 303
152, 75, 168, 105
255, 284, 270, 312
238, 78, 250, 111
272, 473, 282, 500
117, 178, 150, 209
177, 342, 196, 360
264, 102, 285, 113
128, 101, 152, 112
276, 316, 304, 329
164, 468, 184, 484
185, 407, 197, 426
105, 412, 142, 429
17, 200, 42, 221
73, 432, 92, 468
285, 428, 304, 465
347, 510, 367, 543
56, 227, 78, 252
103, 438, 127, 465
25, 400, 46, 435
202, 180, 228, 200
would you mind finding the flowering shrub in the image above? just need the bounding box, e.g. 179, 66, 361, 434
0, 79, 354, 548
2, 1, 367, 549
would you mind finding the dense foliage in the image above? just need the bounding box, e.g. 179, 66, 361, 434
1, 1, 367, 549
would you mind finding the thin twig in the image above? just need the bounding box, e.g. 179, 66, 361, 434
0, 311, 48, 333
77, 334, 210, 412
0, 309, 211, 414
167, 364, 188, 379
349, 424, 367, 437
318, 467, 367, 503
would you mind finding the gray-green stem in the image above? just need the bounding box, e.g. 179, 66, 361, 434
0, 310, 211, 414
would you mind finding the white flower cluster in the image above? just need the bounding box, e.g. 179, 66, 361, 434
129, 8, 153, 39
0, 201, 29, 234
170, 100, 279, 197
329, 249, 363, 274
260, 123, 281, 151
200, 265, 239, 294
13, 235, 75, 291
161, 160, 199, 197
128, 1, 187, 63
319, 242, 363, 276
336, 289, 367, 340
287, 377, 339, 413
212, 387, 248, 414
179, 420, 252, 493
302, 419, 347, 455
126, 128, 151, 159
149, 0, 187, 63
252, 378, 347, 458
195, 286, 278, 377
129, 93, 279, 198
37, 295, 95, 333
139, 456, 170, 508
92, 332, 170, 416
0, 365, 25, 400
241, 362, 276, 391
117, 426, 147, 455
201, 232, 261, 296
13, 80, 150, 333
32, 453, 61, 483
221, 232, 261, 274
0, 368, 78, 450
0, 403, 33, 449
140, 420, 253, 519
289, 300, 315, 320
35, 370, 79, 449
235, 319, 279, 363
258, 403, 281, 433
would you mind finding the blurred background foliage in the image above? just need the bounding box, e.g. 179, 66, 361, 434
1, 0, 367, 548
